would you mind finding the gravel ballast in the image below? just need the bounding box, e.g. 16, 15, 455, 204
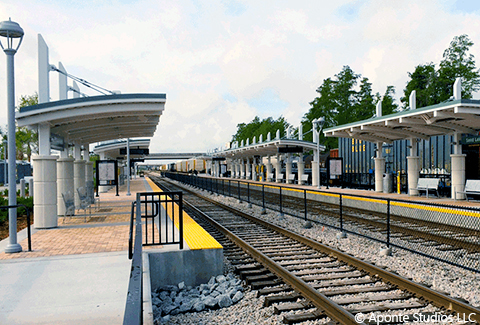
160, 181, 480, 324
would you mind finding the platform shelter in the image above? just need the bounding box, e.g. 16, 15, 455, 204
15, 34, 166, 229
323, 78, 480, 200
212, 128, 325, 185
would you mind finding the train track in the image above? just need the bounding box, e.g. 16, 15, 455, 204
172, 174, 480, 260
150, 175, 480, 324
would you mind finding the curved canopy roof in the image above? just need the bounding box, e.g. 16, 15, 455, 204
212, 139, 326, 159
16, 93, 166, 144
93, 138, 150, 160
324, 99, 480, 143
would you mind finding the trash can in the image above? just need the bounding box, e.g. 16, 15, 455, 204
383, 173, 393, 193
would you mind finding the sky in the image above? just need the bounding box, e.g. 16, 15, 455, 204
0, 0, 480, 154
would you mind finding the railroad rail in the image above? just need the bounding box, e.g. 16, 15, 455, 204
151, 175, 480, 324
164, 172, 480, 273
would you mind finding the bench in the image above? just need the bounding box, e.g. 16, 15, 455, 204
267, 173, 274, 182
411, 178, 440, 198
456, 179, 480, 201
276, 173, 284, 183
299, 174, 309, 185
287, 174, 295, 183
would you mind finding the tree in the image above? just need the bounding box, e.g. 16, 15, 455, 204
8, 93, 39, 161
302, 66, 361, 150
232, 116, 290, 145
402, 35, 480, 108
437, 34, 480, 101
381, 85, 398, 115
334, 66, 360, 126
401, 63, 437, 109
302, 77, 337, 149
354, 77, 375, 121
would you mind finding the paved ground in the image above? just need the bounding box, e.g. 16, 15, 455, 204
0, 178, 153, 325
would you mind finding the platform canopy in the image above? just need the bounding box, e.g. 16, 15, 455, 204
16, 93, 166, 145
212, 138, 326, 159
324, 99, 480, 143
93, 138, 150, 160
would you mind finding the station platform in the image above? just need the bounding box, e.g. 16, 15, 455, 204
0, 177, 221, 325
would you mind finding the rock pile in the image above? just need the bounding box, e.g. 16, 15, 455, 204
153, 273, 244, 324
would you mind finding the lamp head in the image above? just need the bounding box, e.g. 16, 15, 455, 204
318, 116, 325, 127
0, 18, 24, 52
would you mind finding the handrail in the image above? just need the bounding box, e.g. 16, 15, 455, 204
123, 195, 143, 325
0, 204, 32, 251
128, 201, 136, 260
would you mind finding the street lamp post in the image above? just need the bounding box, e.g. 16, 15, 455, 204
312, 117, 325, 189
0, 18, 24, 253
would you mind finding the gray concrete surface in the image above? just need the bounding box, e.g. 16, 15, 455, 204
0, 251, 131, 325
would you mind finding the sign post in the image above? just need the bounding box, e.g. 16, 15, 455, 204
96, 160, 119, 197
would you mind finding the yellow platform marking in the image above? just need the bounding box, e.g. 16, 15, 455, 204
145, 177, 222, 250
234, 180, 480, 217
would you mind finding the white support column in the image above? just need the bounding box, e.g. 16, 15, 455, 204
275, 154, 282, 183
286, 153, 293, 183
246, 159, 251, 179
57, 157, 74, 216
298, 154, 305, 184
407, 138, 420, 196
374, 142, 385, 192
72, 80, 80, 98
451, 131, 466, 199
126, 138, 131, 196
240, 160, 245, 179
266, 156, 272, 181
38, 34, 50, 104
74, 144, 85, 207
58, 62, 67, 100
85, 161, 94, 187
312, 127, 319, 187
34, 35, 58, 229
252, 159, 257, 181
38, 123, 51, 156
33, 155, 58, 228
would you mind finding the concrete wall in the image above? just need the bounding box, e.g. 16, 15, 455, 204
147, 248, 224, 290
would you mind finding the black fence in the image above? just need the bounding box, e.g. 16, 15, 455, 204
165, 172, 480, 273
124, 191, 184, 325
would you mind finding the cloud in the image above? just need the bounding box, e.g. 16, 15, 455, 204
1, 0, 480, 155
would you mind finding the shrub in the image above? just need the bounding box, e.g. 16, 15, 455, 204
0, 196, 33, 226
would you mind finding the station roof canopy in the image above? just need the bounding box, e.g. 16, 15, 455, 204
323, 99, 480, 143
16, 93, 166, 145
212, 139, 326, 159
93, 138, 150, 160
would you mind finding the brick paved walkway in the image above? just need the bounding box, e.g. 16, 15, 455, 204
0, 178, 150, 260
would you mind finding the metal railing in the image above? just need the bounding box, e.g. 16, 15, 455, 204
0, 204, 32, 252
165, 172, 480, 273
124, 191, 184, 325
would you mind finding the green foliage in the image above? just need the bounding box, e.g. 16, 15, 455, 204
232, 116, 290, 145
302, 66, 396, 150
1, 93, 39, 162
0, 196, 7, 225
401, 34, 480, 109
381, 85, 398, 115
0, 196, 33, 226
400, 63, 438, 108
17, 196, 33, 216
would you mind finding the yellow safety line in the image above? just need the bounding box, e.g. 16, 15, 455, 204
231, 179, 480, 218
145, 177, 222, 250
